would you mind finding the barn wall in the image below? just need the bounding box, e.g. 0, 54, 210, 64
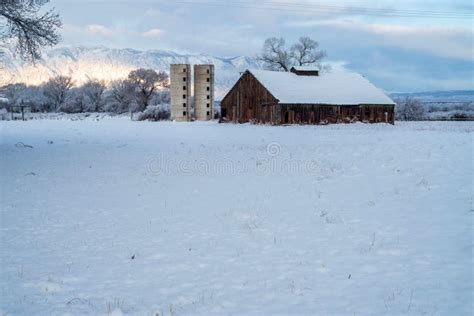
279, 104, 395, 124
359, 105, 395, 124
220, 71, 279, 123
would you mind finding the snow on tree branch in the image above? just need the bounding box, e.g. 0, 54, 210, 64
0, 0, 62, 62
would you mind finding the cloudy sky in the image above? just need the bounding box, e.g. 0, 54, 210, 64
50, 0, 472, 92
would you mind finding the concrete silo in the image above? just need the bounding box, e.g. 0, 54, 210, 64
194, 64, 214, 121
170, 64, 191, 121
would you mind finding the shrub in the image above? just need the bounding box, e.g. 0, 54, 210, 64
450, 112, 468, 119
135, 104, 170, 121
395, 97, 425, 121
0, 108, 9, 120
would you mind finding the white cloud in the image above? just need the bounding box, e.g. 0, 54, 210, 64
141, 28, 164, 38
285, 19, 473, 60
86, 24, 114, 37
53, 1, 473, 91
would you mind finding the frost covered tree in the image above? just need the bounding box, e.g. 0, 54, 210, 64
82, 79, 106, 112
128, 69, 169, 111
18, 84, 45, 111
396, 97, 425, 121
258, 36, 327, 72
63, 87, 86, 113
106, 79, 135, 113
150, 89, 170, 106
43, 75, 73, 111
0, 0, 62, 61
2, 83, 46, 111
2, 83, 26, 108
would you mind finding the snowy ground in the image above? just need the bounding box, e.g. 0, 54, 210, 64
0, 119, 472, 315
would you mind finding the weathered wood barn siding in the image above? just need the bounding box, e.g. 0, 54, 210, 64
279, 104, 395, 124
220, 71, 279, 123
220, 71, 395, 125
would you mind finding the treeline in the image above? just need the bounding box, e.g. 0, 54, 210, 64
0, 68, 171, 120
394, 97, 473, 121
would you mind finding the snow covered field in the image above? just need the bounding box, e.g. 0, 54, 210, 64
0, 119, 472, 315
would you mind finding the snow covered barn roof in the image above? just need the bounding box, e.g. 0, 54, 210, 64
248, 69, 395, 105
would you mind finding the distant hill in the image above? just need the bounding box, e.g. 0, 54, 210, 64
0, 45, 263, 99
390, 90, 474, 103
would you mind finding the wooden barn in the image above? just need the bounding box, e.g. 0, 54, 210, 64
220, 67, 395, 125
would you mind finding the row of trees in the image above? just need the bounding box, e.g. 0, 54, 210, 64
1, 68, 170, 114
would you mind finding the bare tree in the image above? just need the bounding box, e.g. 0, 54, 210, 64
3, 83, 26, 107
128, 69, 168, 111
0, 0, 62, 62
64, 87, 86, 113
258, 37, 291, 71
290, 36, 326, 67
258, 36, 327, 72
396, 97, 425, 121
43, 75, 73, 111
108, 79, 134, 113
82, 79, 106, 112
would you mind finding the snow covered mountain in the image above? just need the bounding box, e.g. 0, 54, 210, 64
0, 46, 263, 99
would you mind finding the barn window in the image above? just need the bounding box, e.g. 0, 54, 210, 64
182, 94, 186, 99
183, 86, 186, 90
183, 111, 187, 116
183, 103, 186, 108
221, 108, 227, 118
